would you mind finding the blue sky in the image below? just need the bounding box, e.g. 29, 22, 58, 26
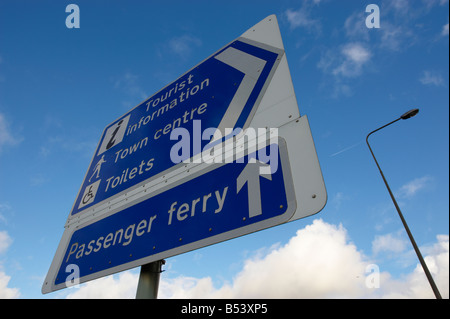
0, 0, 448, 299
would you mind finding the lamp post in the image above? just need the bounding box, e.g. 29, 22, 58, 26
366, 109, 442, 299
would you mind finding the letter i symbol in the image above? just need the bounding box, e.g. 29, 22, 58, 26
106, 120, 124, 150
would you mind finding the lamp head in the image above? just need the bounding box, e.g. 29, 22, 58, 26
400, 108, 419, 120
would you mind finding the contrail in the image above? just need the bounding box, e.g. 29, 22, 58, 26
330, 142, 362, 157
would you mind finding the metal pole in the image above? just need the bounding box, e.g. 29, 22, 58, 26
366, 121, 442, 299
136, 260, 165, 299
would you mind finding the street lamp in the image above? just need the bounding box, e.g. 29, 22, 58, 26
366, 108, 442, 299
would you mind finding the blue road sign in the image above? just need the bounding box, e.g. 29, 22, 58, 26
43, 16, 327, 294
70, 39, 283, 218
51, 139, 296, 288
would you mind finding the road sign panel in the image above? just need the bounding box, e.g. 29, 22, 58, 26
43, 15, 327, 294
43, 138, 296, 292
68, 39, 283, 220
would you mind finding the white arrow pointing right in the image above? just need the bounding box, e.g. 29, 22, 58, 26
210, 46, 267, 143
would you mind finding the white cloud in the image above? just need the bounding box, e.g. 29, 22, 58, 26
332, 43, 372, 78
423, 235, 449, 297
0, 231, 12, 255
379, 22, 413, 52
372, 232, 407, 255
443, 23, 449, 36
344, 11, 370, 40
112, 71, 148, 103
423, 0, 449, 9
160, 276, 219, 299
65, 271, 138, 299
419, 71, 445, 86
216, 220, 368, 298
39, 133, 97, 160
397, 175, 433, 199
342, 43, 371, 63
0, 113, 21, 153
380, 234, 449, 298
61, 220, 449, 299
285, 8, 321, 32
0, 271, 20, 299
0, 203, 11, 225
318, 43, 372, 79
331, 192, 345, 210
155, 34, 202, 65
160, 219, 370, 299
0, 230, 20, 299
167, 35, 202, 58
389, 0, 410, 12
159, 220, 448, 299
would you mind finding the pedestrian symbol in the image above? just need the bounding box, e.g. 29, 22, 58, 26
89, 155, 106, 182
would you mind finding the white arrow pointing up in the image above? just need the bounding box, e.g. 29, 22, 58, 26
236, 161, 273, 219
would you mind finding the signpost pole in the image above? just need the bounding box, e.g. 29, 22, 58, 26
136, 260, 165, 299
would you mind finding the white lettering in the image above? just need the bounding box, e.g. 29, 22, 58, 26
105, 158, 154, 192
365, 4, 380, 29
366, 264, 380, 288
65, 264, 80, 288
114, 137, 148, 163
167, 187, 228, 225
214, 187, 228, 214
64, 215, 157, 263
181, 303, 216, 316
170, 123, 279, 174
65, 4, 80, 29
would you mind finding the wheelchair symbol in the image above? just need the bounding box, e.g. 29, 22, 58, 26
82, 185, 95, 205
79, 180, 101, 209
